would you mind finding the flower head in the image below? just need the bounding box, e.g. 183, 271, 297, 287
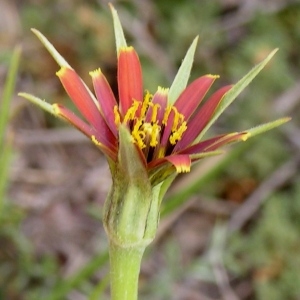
19, 5, 289, 187
19, 5, 290, 248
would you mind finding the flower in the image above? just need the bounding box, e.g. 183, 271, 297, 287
19, 5, 290, 188
19, 4, 289, 249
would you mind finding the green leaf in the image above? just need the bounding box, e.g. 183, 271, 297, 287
195, 48, 278, 142
0, 46, 21, 148
190, 150, 224, 160
169, 36, 199, 105
31, 29, 71, 68
0, 46, 21, 213
110, 4, 127, 53
246, 117, 291, 138
118, 125, 148, 180
18, 92, 56, 115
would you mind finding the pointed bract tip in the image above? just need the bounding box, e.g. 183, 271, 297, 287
108, 2, 115, 12
110, 3, 127, 52
31, 29, 72, 69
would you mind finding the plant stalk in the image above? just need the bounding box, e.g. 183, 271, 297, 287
109, 242, 145, 300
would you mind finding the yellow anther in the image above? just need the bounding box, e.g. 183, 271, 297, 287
140, 91, 152, 118
124, 100, 140, 123
114, 105, 121, 126
162, 106, 172, 125
132, 119, 146, 149
171, 107, 183, 132
150, 123, 160, 147
169, 121, 187, 144
151, 103, 160, 123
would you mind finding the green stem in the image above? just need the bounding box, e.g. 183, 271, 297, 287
109, 242, 145, 300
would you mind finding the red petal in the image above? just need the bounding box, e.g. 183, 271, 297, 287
181, 132, 247, 154
53, 104, 117, 158
165, 155, 191, 173
175, 85, 232, 151
204, 132, 248, 151
57, 67, 116, 149
174, 75, 217, 120
53, 103, 94, 137
118, 47, 143, 115
148, 154, 191, 173
90, 69, 118, 136
145, 87, 168, 124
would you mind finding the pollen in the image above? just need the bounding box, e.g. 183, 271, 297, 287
114, 105, 121, 126
150, 103, 160, 123
169, 121, 187, 144
119, 89, 188, 161
123, 100, 140, 123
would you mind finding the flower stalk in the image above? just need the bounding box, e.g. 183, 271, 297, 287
109, 243, 145, 300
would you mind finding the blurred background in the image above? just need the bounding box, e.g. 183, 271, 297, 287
1, 0, 300, 299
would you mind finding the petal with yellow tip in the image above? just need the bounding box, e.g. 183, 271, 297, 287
118, 47, 143, 115
175, 85, 232, 151
90, 68, 118, 136
181, 132, 247, 155
53, 103, 94, 137
57, 67, 115, 143
165, 155, 191, 173
174, 75, 218, 121
146, 87, 168, 124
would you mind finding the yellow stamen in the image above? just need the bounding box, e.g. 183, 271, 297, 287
162, 106, 172, 125
169, 121, 187, 145
114, 105, 121, 126
151, 103, 160, 123
149, 123, 160, 147
123, 100, 140, 123
132, 119, 146, 149
171, 107, 184, 132
140, 91, 152, 118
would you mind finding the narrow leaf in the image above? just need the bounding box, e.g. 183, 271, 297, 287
0, 46, 21, 147
169, 36, 199, 105
246, 117, 291, 137
195, 48, 278, 142
18, 92, 56, 115
31, 29, 71, 68
109, 4, 127, 53
190, 150, 223, 160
